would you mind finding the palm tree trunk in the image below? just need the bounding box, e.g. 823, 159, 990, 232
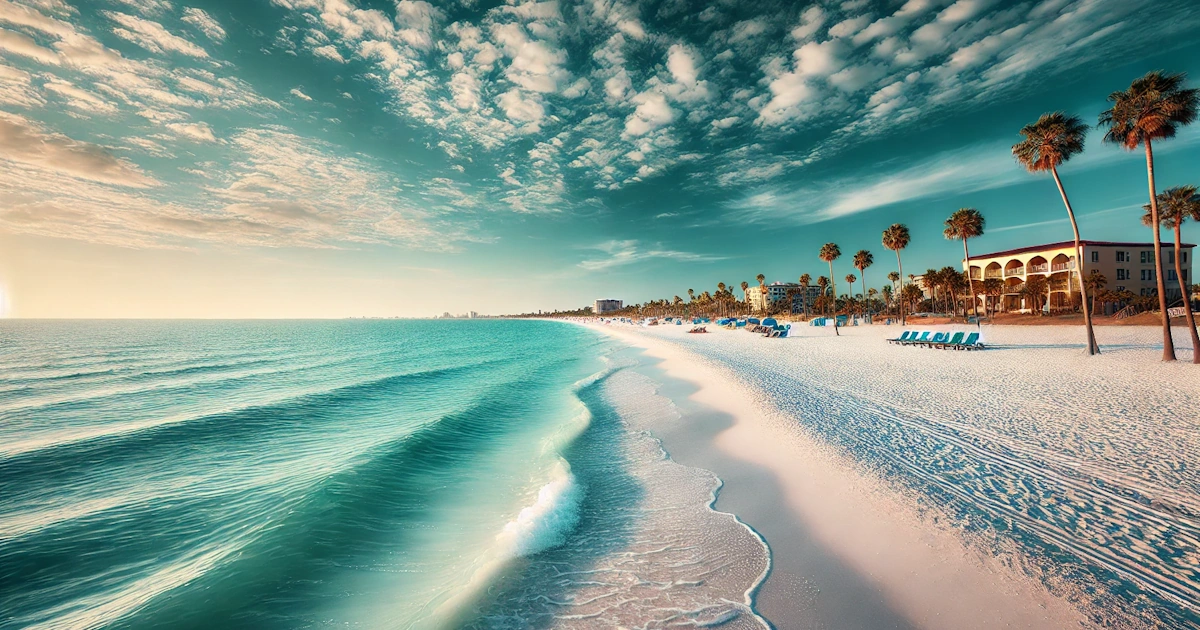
962, 239, 977, 317
1051, 166, 1100, 355
1145, 139, 1176, 361
828, 262, 836, 317
1173, 225, 1200, 363
896, 251, 905, 325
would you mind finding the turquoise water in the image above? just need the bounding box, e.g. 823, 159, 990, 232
0, 320, 768, 629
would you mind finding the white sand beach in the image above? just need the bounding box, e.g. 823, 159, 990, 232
577, 320, 1200, 629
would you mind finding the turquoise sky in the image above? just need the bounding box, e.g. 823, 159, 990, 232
1, 0, 1199, 317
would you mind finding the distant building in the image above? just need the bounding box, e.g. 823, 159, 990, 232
965, 240, 1194, 314
468, 311, 478, 319
746, 282, 823, 314
593, 299, 623, 314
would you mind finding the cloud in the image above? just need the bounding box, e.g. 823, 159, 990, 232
311, 44, 345, 62
166, 121, 217, 142
578, 239, 725, 270
727, 142, 1025, 225
104, 12, 208, 57
43, 79, 119, 114
289, 87, 312, 101
0, 27, 60, 64
181, 7, 225, 42
0, 112, 156, 187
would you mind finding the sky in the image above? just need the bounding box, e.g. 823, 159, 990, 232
1, 0, 1200, 318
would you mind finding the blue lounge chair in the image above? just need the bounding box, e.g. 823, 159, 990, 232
928, 332, 948, 346
888, 330, 913, 344
900, 331, 929, 345
954, 332, 985, 350
937, 332, 965, 348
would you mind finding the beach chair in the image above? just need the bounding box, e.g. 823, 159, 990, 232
955, 332, 984, 350
888, 330, 913, 344
936, 332, 965, 349
903, 331, 930, 346
922, 332, 947, 348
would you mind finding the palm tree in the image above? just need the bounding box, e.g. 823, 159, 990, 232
1143, 186, 1200, 362
687, 288, 695, 303
717, 282, 727, 317
1100, 70, 1198, 361
982, 277, 1004, 316
882, 224, 911, 324
799, 274, 812, 319
1024, 274, 1050, 314
886, 271, 900, 315
819, 243, 841, 315
1014, 112, 1100, 354
1083, 271, 1107, 317
852, 250, 873, 314
816, 275, 830, 315
943, 208, 985, 317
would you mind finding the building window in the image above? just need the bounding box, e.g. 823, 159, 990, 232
1168, 269, 1178, 281
1141, 251, 1155, 264
1090, 251, 1099, 262
1167, 250, 1175, 264
1117, 269, 1128, 280
1116, 286, 1125, 292
1116, 251, 1128, 262
1141, 269, 1156, 282
1183, 251, 1189, 264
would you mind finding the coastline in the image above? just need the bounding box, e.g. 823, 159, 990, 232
569, 320, 1152, 629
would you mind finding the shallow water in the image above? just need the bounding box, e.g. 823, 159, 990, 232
0, 320, 768, 629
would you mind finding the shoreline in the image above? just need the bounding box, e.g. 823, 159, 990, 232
574, 320, 1098, 629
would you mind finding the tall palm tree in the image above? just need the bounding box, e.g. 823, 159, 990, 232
687, 288, 695, 303
886, 271, 900, 314
1143, 186, 1200, 363
1099, 70, 1198, 361
853, 250, 873, 314
882, 224, 911, 324
717, 282, 727, 317
943, 208, 985, 317
819, 243, 841, 316
799, 273, 811, 319
1013, 112, 1100, 355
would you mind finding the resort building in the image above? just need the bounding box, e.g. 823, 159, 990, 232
965, 240, 1194, 314
593, 299, 624, 314
746, 282, 824, 314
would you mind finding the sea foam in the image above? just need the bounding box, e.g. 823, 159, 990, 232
495, 459, 584, 559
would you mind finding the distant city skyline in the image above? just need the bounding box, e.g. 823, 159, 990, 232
2, 0, 1200, 318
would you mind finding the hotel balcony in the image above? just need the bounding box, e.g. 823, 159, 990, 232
1004, 266, 1025, 277
1027, 263, 1049, 274
1051, 261, 1075, 272
984, 271, 1003, 279
1004, 283, 1025, 294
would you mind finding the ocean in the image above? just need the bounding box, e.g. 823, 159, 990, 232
0, 320, 769, 629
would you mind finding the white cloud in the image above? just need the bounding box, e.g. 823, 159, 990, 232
791, 6, 826, 40
44, 79, 118, 114
0, 27, 60, 64
311, 44, 345, 62
623, 91, 674, 137
0, 112, 156, 187
104, 12, 208, 57
289, 87, 312, 101
829, 15, 870, 38
166, 121, 217, 143
578, 239, 725, 270
181, 7, 225, 42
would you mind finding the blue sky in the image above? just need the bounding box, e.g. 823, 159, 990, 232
1, 0, 1199, 317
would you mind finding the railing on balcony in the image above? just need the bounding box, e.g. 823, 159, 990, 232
1004, 283, 1025, 294
1004, 266, 1024, 277
1051, 261, 1075, 272
1028, 263, 1049, 273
